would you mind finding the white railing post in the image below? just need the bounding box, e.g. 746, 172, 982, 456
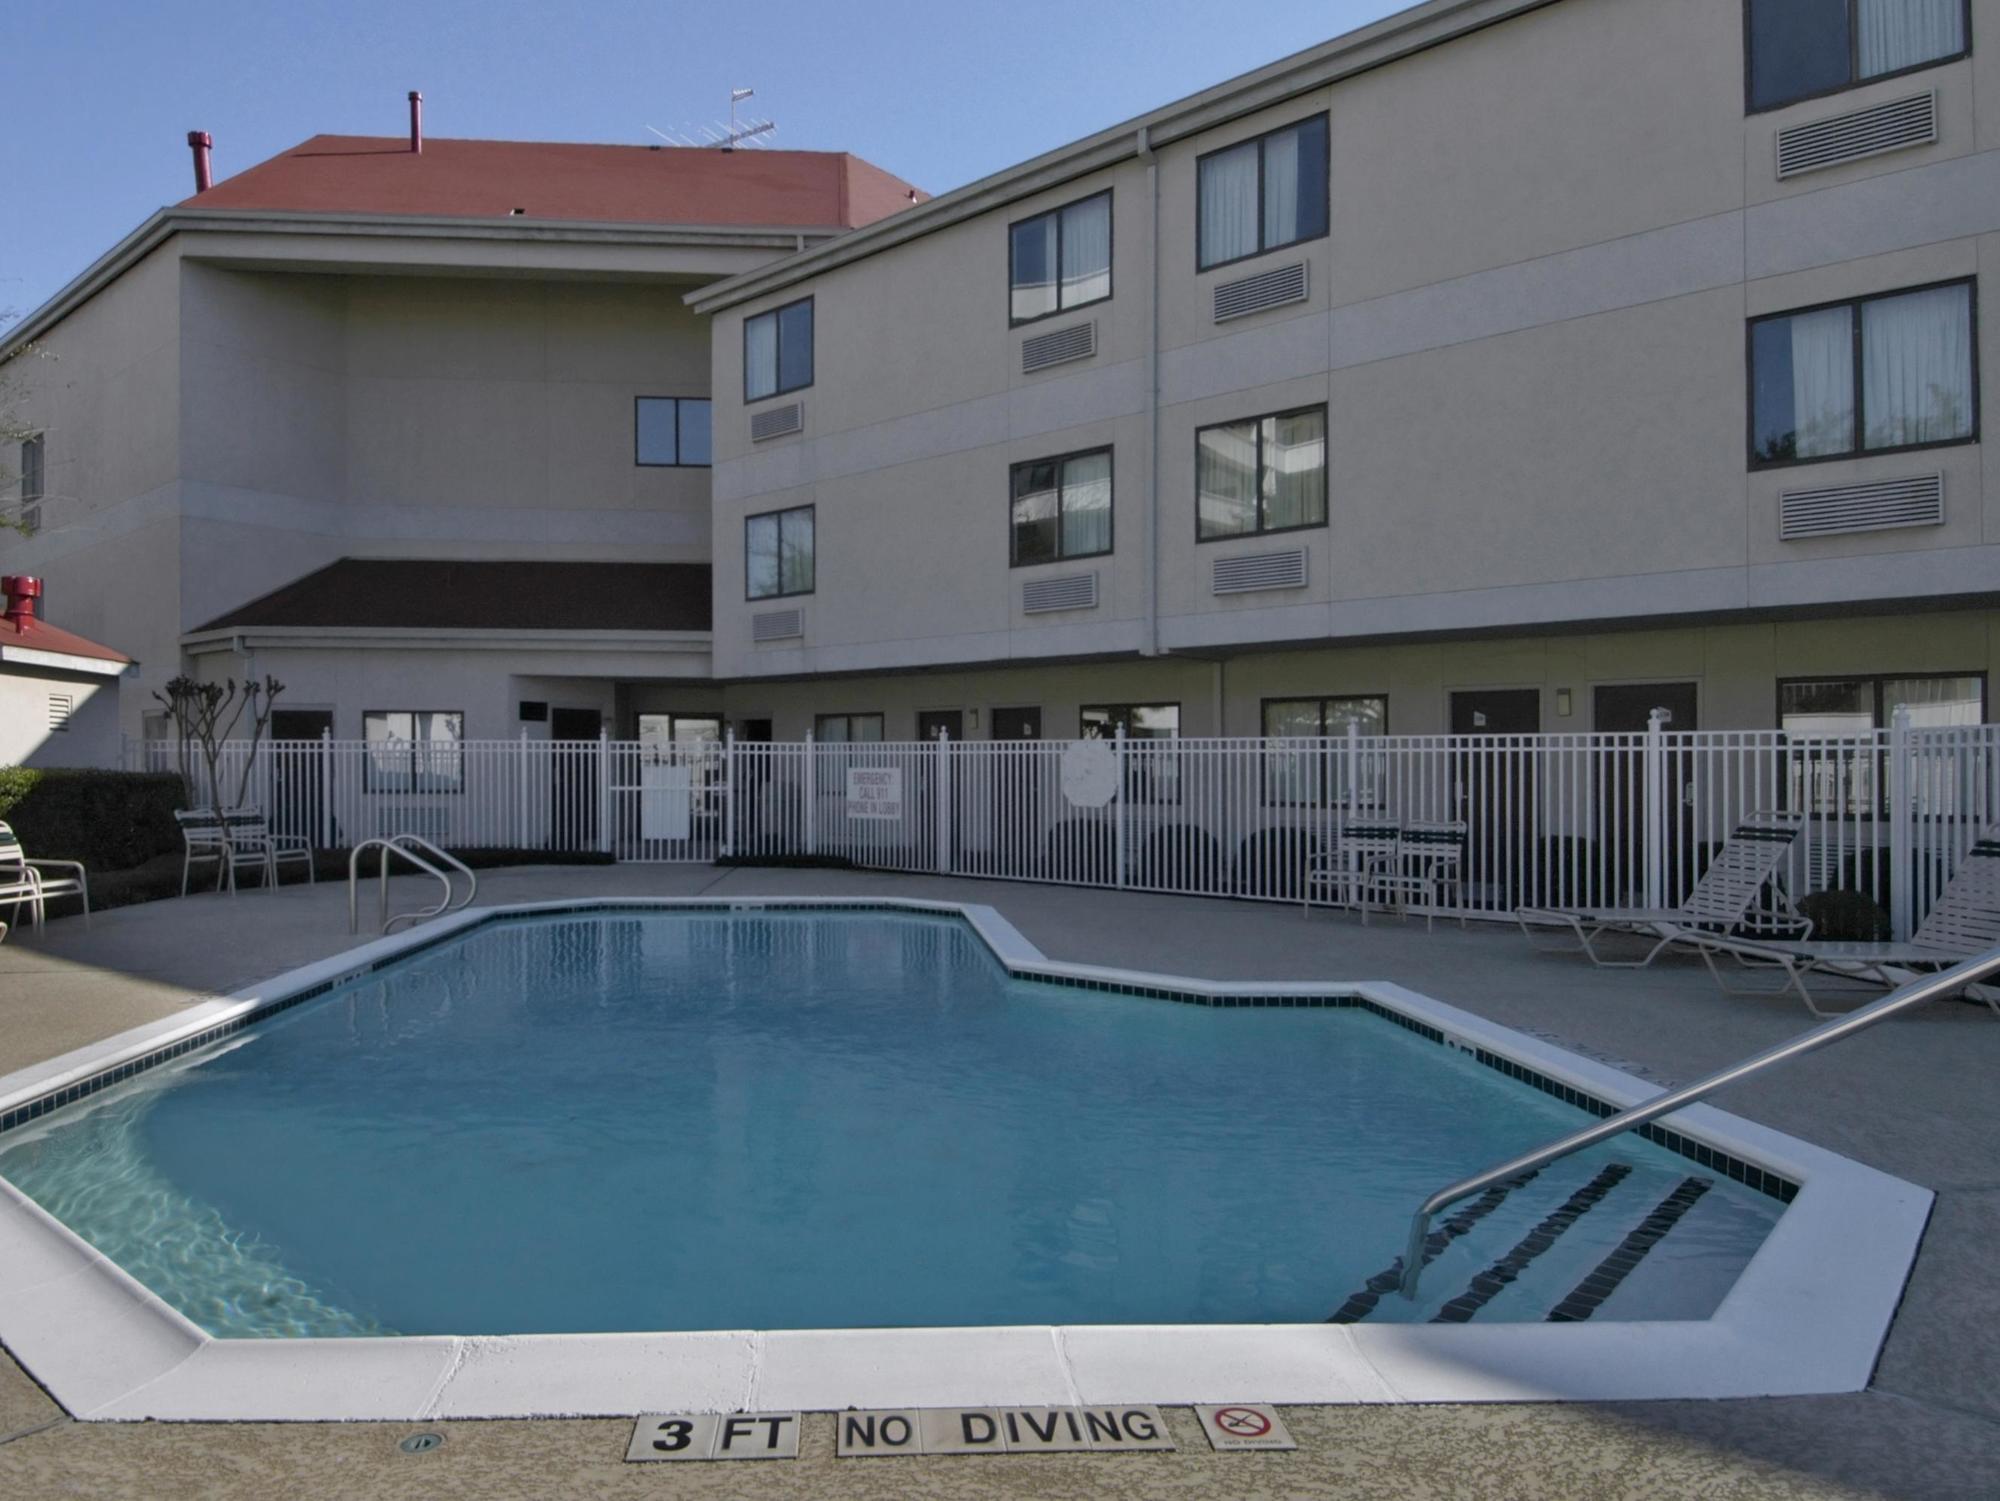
1644, 708, 1668, 912
320, 728, 335, 850
598, 727, 613, 856
1889, 706, 1913, 942
804, 730, 817, 856
935, 730, 951, 874
1114, 723, 1129, 889
722, 727, 736, 859
517, 729, 529, 849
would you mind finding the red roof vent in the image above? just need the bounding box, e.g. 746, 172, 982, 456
2, 574, 40, 624
188, 131, 213, 193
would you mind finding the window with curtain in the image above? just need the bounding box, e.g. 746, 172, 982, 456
635, 397, 712, 467
17, 434, 42, 535
1197, 404, 1328, 539
1261, 696, 1387, 804
1196, 115, 1328, 270
813, 713, 884, 743
1010, 448, 1113, 565
362, 711, 465, 794
1780, 673, 1985, 814
1747, 0, 1969, 112
1009, 191, 1112, 324
1750, 280, 1975, 465
745, 504, 815, 599
743, 298, 814, 401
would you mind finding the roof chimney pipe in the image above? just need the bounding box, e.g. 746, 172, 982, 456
187, 131, 212, 193
2, 575, 41, 626
408, 91, 423, 154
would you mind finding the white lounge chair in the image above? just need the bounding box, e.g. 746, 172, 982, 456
1515, 809, 1808, 968
0, 819, 90, 930
1687, 827, 2000, 1017
224, 809, 315, 888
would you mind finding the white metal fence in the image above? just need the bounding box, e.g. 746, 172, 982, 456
133, 713, 2000, 939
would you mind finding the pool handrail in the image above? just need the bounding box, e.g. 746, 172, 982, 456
347, 836, 476, 934
1396, 943, 2000, 1301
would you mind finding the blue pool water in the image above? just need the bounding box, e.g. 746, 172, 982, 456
0, 910, 1783, 1337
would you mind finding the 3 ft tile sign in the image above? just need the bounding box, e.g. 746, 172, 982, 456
845, 766, 902, 819
837, 1406, 1175, 1456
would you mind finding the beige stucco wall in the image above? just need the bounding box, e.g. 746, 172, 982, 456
0, 666, 123, 769
715, 609, 2000, 741
706, 0, 1998, 684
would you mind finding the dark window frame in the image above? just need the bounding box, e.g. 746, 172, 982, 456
1007, 189, 1115, 328
18, 433, 43, 535
812, 712, 886, 743
1743, 0, 1973, 115
744, 502, 816, 601
1195, 402, 1331, 542
1080, 701, 1184, 804
633, 395, 713, 468
1079, 702, 1182, 738
1195, 113, 1331, 274
361, 709, 467, 795
742, 295, 815, 404
1258, 693, 1391, 807
1009, 445, 1116, 567
1775, 670, 1987, 818
1746, 276, 1979, 469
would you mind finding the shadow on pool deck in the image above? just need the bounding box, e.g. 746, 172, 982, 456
3, 863, 1998, 1498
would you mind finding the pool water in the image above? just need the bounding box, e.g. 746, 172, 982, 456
0, 910, 1783, 1337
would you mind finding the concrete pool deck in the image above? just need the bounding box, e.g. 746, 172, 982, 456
2, 865, 1997, 1498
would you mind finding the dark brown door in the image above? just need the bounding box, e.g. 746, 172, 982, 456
269, 710, 333, 846
916, 710, 964, 741
550, 708, 602, 849
1595, 682, 1700, 903
991, 706, 1042, 740
1450, 690, 1541, 909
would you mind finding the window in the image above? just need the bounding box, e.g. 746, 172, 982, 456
1009, 191, 1112, 324
744, 297, 813, 402
363, 710, 465, 793
1010, 448, 1112, 565
1197, 114, 1328, 271
637, 713, 723, 747
1750, 280, 1976, 465
1747, 0, 1969, 112
1779, 673, 1984, 814
1197, 404, 1328, 540
635, 397, 712, 467
814, 713, 884, 743
745, 505, 814, 600
1082, 703, 1182, 802
1259, 695, 1386, 806
18, 434, 42, 536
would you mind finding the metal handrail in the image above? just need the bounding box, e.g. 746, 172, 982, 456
388, 833, 477, 917
1397, 944, 2000, 1300
347, 837, 473, 935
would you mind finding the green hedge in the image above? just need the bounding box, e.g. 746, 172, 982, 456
0, 768, 186, 871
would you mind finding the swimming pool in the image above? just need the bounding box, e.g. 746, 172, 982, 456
0, 899, 1933, 1419
2, 907, 1783, 1338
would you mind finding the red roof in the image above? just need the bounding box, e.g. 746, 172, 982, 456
1, 612, 132, 667
182, 135, 925, 230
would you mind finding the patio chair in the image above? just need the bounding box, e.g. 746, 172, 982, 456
1368, 819, 1469, 932
224, 809, 315, 889
1515, 809, 1809, 968
0, 819, 90, 930
1685, 827, 2000, 1017
1304, 819, 1402, 919
176, 809, 241, 895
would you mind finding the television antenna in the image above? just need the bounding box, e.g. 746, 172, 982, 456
645, 86, 777, 149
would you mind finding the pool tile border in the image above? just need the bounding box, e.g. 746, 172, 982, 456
0, 895, 1932, 1421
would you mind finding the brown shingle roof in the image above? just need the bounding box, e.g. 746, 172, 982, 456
183, 135, 925, 229
196, 559, 711, 634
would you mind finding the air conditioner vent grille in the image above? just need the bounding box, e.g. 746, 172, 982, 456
1021, 321, 1097, 374
1021, 571, 1099, 614
1777, 91, 1936, 178
1779, 473, 1944, 540
1212, 548, 1309, 594
749, 402, 803, 442
1214, 261, 1309, 323
751, 607, 805, 642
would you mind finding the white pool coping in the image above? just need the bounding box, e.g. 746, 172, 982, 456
0, 896, 1932, 1422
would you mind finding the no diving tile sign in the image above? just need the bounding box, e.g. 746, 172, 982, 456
1196, 1403, 1297, 1452
838, 1406, 1174, 1456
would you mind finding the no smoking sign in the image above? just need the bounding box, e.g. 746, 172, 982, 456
1195, 1403, 1297, 1452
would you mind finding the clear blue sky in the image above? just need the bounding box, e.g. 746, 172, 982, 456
3, 0, 1404, 320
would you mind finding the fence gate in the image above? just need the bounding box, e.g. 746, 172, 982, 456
608, 738, 729, 862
